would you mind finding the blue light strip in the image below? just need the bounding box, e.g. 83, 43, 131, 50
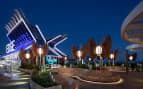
7, 40, 34, 55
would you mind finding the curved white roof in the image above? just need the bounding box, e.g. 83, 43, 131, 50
126, 44, 143, 51
121, 1, 143, 44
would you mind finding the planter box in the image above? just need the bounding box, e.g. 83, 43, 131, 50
50, 68, 120, 83
30, 79, 62, 89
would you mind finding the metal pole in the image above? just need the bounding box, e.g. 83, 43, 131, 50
100, 55, 102, 70
108, 60, 111, 66
126, 50, 129, 74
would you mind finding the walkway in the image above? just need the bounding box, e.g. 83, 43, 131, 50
1, 68, 143, 89
53, 71, 143, 89
0, 68, 30, 89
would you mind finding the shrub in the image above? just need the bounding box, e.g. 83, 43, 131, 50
77, 64, 88, 69
92, 65, 96, 70
32, 71, 57, 87
66, 63, 70, 67
91, 64, 101, 70
20, 63, 37, 69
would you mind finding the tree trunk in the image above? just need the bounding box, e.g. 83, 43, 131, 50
112, 59, 115, 66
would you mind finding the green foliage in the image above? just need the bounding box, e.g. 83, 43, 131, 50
77, 64, 88, 69
32, 71, 57, 87
66, 63, 70, 67
91, 64, 101, 70
20, 63, 37, 69
115, 62, 122, 66
92, 65, 96, 70
131, 63, 137, 70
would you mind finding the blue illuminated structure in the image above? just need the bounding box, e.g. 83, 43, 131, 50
4, 9, 67, 61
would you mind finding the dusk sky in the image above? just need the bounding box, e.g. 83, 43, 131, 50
0, 0, 142, 62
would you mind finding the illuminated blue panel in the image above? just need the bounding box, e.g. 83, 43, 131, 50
7, 22, 34, 49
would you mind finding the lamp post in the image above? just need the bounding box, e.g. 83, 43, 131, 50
88, 57, 92, 66
88, 57, 91, 64
37, 47, 43, 67
96, 45, 103, 67
129, 55, 135, 71
64, 56, 68, 67
88, 57, 92, 70
110, 53, 115, 66
77, 50, 82, 64
108, 59, 111, 66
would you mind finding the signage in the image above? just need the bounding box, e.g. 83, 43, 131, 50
6, 40, 15, 53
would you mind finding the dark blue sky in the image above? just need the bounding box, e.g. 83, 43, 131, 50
0, 0, 142, 62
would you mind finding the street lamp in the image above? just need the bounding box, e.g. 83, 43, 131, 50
110, 54, 114, 59
64, 56, 68, 60
88, 57, 92, 65
77, 50, 82, 63
96, 45, 102, 56
63, 56, 68, 68
25, 52, 31, 64
38, 47, 43, 55
89, 57, 91, 62
110, 53, 115, 66
96, 45, 103, 67
37, 47, 43, 66
88, 57, 92, 69
64, 56, 68, 66
129, 56, 133, 61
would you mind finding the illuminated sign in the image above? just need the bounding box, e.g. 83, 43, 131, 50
46, 56, 57, 64
6, 40, 15, 53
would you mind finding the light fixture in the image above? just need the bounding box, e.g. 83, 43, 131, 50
129, 56, 133, 61
110, 53, 114, 60
64, 56, 67, 60
96, 45, 102, 56
37, 47, 43, 55
77, 50, 81, 58
37, 47, 43, 66
110, 53, 115, 66
89, 58, 91, 61
96, 45, 103, 68
25, 53, 30, 59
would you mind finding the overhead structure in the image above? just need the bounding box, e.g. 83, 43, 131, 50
2, 9, 68, 68
121, 1, 143, 51
126, 44, 143, 51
